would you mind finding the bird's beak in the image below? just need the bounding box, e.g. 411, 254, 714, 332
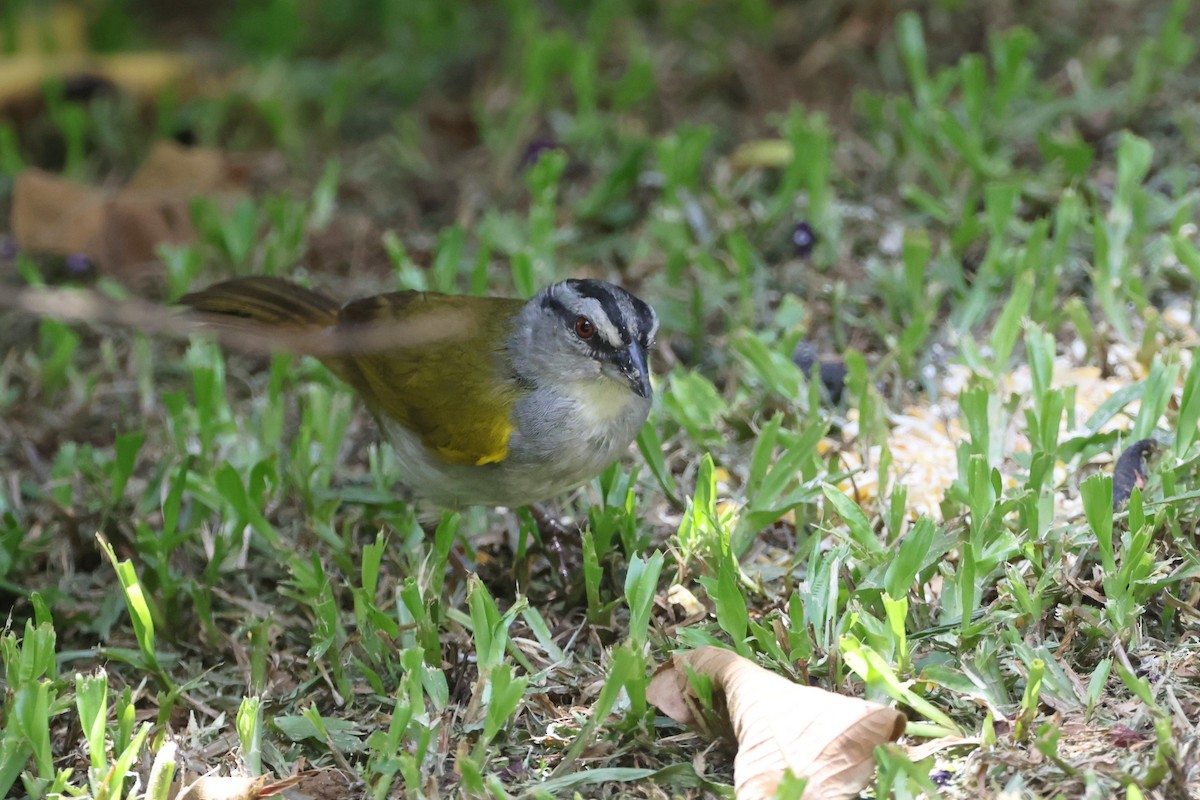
615, 342, 651, 398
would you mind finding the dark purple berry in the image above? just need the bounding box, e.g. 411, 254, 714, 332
930, 770, 953, 787
792, 221, 817, 258
519, 137, 561, 170
65, 253, 92, 274
0, 237, 17, 260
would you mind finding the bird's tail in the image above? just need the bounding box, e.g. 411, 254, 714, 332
181, 276, 340, 328
179, 276, 362, 384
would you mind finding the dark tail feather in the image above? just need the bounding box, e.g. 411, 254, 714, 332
180, 277, 339, 327
180, 277, 358, 383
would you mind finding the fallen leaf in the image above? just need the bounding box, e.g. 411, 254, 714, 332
904, 735, 981, 762
11, 169, 107, 256
649, 646, 906, 800
83, 52, 195, 101
175, 776, 267, 800
647, 658, 698, 726
0, 5, 196, 128
11, 142, 245, 284
666, 583, 707, 617
126, 141, 243, 195
92, 191, 196, 281
0, 53, 194, 112
175, 774, 303, 800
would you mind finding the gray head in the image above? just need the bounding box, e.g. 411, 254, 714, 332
511, 279, 658, 398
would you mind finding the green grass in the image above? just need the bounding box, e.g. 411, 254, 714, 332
3, 0, 1200, 798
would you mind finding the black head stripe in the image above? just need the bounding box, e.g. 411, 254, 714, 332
540, 290, 608, 351
540, 291, 570, 320
566, 279, 631, 345
633, 300, 656, 345
547, 287, 619, 357
542, 279, 656, 356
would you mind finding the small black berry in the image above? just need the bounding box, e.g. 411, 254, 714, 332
792, 221, 817, 258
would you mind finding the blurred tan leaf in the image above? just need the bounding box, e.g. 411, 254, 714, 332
649, 646, 906, 800
127, 141, 243, 195
11, 169, 106, 256
175, 774, 302, 800
0, 53, 193, 109
91, 190, 196, 281
83, 52, 194, 99
647, 657, 697, 725
666, 582, 707, 617
0, 2, 191, 110
11, 142, 244, 284
175, 776, 267, 800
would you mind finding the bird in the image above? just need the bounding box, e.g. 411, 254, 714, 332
180, 276, 658, 509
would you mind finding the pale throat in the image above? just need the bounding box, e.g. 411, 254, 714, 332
564, 374, 638, 431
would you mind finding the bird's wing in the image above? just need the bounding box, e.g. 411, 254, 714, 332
334, 292, 526, 466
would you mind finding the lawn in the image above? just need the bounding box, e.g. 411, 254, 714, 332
2, 1, 1200, 798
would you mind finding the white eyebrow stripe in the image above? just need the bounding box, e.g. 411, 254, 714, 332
576, 297, 623, 346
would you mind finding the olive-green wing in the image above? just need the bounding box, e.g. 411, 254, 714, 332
335, 292, 526, 466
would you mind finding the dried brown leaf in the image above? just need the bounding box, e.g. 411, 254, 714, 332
11, 169, 107, 256
0, 53, 192, 110
83, 52, 195, 101
175, 775, 303, 800
126, 141, 243, 195
647, 657, 698, 726
650, 646, 906, 800
91, 191, 195, 281
904, 735, 981, 762
10, 142, 245, 284
175, 776, 267, 800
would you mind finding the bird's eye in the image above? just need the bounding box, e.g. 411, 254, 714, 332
574, 316, 595, 339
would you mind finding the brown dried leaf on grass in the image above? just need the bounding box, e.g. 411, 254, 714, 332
0, 4, 193, 110
0, 53, 194, 108
648, 646, 906, 800
11, 142, 245, 284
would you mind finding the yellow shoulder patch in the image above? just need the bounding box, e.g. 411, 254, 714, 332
435, 417, 512, 466
332, 292, 525, 469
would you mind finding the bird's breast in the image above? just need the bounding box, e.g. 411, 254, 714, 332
375, 380, 650, 508
507, 381, 651, 473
